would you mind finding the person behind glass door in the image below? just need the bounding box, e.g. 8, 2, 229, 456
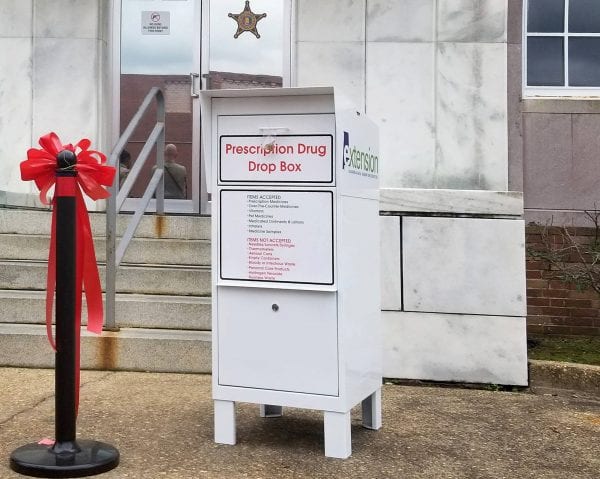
118, 150, 131, 188
156, 143, 187, 199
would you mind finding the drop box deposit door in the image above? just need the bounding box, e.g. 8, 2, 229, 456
216, 113, 339, 395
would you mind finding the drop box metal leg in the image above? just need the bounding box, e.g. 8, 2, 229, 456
260, 404, 283, 418
361, 388, 382, 430
323, 411, 351, 459
214, 400, 236, 445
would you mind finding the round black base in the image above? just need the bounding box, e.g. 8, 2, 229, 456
10, 440, 119, 478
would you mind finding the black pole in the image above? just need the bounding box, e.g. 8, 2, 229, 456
54, 165, 78, 453
10, 150, 119, 477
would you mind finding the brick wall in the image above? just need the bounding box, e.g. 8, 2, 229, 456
206, 71, 282, 89
526, 225, 600, 336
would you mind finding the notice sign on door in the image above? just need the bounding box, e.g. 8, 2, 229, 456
142, 11, 170, 35
220, 190, 334, 285
219, 135, 334, 183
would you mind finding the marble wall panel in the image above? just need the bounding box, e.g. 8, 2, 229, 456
380, 189, 523, 215
367, 42, 435, 188
297, 0, 365, 42
383, 311, 528, 385
380, 216, 401, 310
524, 210, 593, 228
367, 0, 434, 42
0, 38, 33, 195
32, 38, 101, 148
98, 22, 112, 151
98, 0, 110, 44
402, 217, 526, 317
437, 0, 507, 43
435, 42, 508, 190
296, 41, 365, 112
507, 43, 523, 192
0, 0, 32, 37
34, 0, 100, 39
522, 114, 572, 210
507, 0, 523, 193
507, 0, 523, 45
523, 99, 600, 114
571, 115, 600, 210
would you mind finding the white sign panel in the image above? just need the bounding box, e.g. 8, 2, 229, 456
141, 11, 170, 35
219, 135, 334, 183
220, 190, 334, 285
337, 111, 380, 192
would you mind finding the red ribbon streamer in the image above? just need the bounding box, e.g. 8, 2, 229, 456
20, 132, 115, 410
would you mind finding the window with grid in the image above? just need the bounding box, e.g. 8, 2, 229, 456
524, 0, 600, 96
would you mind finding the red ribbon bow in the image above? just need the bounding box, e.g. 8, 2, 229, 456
20, 132, 115, 352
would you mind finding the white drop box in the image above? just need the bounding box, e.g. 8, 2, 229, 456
201, 87, 382, 458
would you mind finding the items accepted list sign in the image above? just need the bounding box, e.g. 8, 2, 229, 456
220, 190, 334, 285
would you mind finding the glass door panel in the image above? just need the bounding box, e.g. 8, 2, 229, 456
200, 0, 291, 213
118, 0, 291, 214
120, 0, 199, 212
205, 0, 287, 89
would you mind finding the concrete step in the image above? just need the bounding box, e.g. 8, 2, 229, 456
0, 208, 214, 373
0, 208, 211, 239
0, 234, 211, 266
0, 261, 211, 296
0, 290, 211, 330
0, 323, 211, 373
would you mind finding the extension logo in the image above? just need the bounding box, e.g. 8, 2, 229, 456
342, 131, 378, 178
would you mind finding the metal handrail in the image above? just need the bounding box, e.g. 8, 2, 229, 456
105, 87, 165, 331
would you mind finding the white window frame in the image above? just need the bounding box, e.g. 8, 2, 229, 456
523, 0, 600, 98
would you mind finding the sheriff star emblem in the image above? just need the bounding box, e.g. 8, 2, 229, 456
228, 1, 266, 39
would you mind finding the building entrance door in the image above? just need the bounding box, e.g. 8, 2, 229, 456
118, 0, 291, 214
120, 0, 201, 213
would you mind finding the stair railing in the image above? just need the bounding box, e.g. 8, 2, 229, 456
105, 87, 165, 331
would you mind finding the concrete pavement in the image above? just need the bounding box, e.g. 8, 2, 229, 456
0, 368, 598, 478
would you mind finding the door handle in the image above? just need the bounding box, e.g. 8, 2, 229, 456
190, 72, 200, 98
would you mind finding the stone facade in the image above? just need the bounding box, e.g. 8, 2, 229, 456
509, 0, 600, 226
508, 0, 600, 334
0, 0, 110, 203
296, 0, 508, 190
0, 0, 510, 202
0, 1, 530, 384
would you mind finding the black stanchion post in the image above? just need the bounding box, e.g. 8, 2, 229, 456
54, 160, 77, 456
10, 150, 119, 478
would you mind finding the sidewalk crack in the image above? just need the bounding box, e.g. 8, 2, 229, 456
0, 371, 115, 427
80, 371, 115, 389
0, 392, 54, 427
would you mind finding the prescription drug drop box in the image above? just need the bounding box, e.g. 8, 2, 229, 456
201, 87, 382, 458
